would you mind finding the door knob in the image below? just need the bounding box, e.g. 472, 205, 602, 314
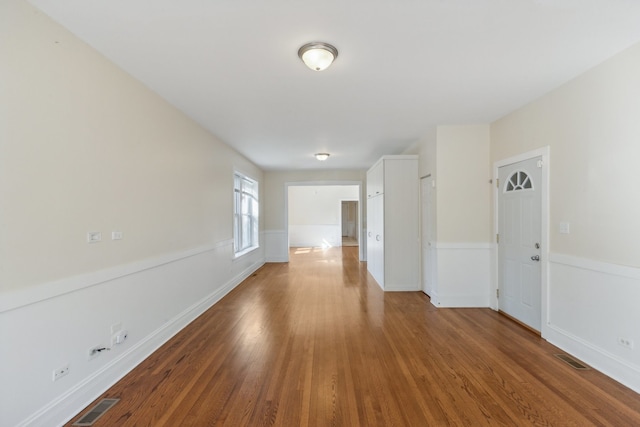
531, 255, 540, 261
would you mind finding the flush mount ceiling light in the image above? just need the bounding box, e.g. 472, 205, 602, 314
315, 153, 330, 161
298, 42, 338, 71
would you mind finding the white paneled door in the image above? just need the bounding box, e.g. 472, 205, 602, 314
368, 194, 384, 287
498, 156, 542, 331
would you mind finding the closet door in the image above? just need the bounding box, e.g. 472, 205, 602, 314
370, 194, 385, 287
366, 197, 375, 267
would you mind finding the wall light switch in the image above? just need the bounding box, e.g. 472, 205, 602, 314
87, 232, 101, 243
559, 222, 570, 234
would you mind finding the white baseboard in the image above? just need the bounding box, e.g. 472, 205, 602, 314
545, 253, 640, 394
18, 258, 263, 427
384, 284, 421, 291
431, 293, 490, 308
545, 324, 640, 394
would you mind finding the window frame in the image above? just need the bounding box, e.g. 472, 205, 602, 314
233, 172, 259, 257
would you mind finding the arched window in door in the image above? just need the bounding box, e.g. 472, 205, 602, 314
504, 171, 533, 192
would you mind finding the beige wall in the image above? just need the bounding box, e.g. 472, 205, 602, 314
416, 125, 491, 243
0, 0, 263, 293
264, 169, 366, 231
491, 42, 640, 267
417, 127, 437, 179
436, 125, 491, 243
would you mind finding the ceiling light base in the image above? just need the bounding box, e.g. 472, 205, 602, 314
298, 42, 338, 71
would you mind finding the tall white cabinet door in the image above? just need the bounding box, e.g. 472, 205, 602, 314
370, 194, 384, 287
366, 155, 419, 291
366, 197, 375, 271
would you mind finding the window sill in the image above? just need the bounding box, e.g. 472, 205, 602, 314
234, 245, 259, 259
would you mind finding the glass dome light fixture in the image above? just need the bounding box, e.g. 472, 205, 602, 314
298, 42, 338, 71
315, 153, 330, 161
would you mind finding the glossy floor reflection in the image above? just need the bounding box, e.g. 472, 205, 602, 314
68, 247, 640, 426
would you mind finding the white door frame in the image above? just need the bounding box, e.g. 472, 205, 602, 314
493, 147, 550, 337
420, 175, 434, 297
284, 181, 364, 262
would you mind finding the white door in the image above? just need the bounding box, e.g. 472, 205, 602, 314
498, 157, 542, 331
366, 197, 374, 263
420, 177, 434, 296
366, 194, 385, 288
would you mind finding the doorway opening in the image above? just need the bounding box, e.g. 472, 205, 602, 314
341, 200, 359, 247
285, 182, 364, 261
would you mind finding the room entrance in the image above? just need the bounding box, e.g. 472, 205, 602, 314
497, 156, 543, 331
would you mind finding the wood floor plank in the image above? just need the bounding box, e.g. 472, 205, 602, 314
67, 246, 640, 426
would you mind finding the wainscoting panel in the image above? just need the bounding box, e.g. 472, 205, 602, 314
545, 253, 640, 393
0, 240, 264, 427
430, 243, 492, 308
288, 224, 341, 248
264, 230, 288, 262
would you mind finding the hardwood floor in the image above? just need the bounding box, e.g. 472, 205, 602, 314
67, 247, 640, 426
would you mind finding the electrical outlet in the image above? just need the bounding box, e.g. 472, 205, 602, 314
88, 345, 109, 360
52, 364, 69, 381
112, 330, 129, 346
618, 337, 634, 349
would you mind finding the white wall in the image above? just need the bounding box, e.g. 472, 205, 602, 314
417, 125, 492, 307
288, 185, 359, 247
0, 1, 264, 425
491, 42, 640, 392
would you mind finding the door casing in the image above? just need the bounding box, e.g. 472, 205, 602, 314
420, 175, 434, 297
493, 147, 550, 336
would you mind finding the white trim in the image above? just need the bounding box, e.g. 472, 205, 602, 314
370, 154, 419, 171
17, 257, 264, 427
494, 147, 549, 168
430, 292, 490, 308
0, 240, 233, 314
434, 242, 492, 250
493, 147, 550, 332
546, 324, 640, 394
549, 253, 640, 280
233, 245, 259, 259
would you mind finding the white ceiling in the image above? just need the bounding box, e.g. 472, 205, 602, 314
29, 0, 640, 171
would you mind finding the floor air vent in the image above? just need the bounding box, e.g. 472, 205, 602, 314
554, 354, 589, 370
72, 398, 120, 426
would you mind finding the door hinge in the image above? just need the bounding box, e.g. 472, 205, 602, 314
496, 233, 499, 244
496, 289, 499, 298
496, 178, 499, 188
